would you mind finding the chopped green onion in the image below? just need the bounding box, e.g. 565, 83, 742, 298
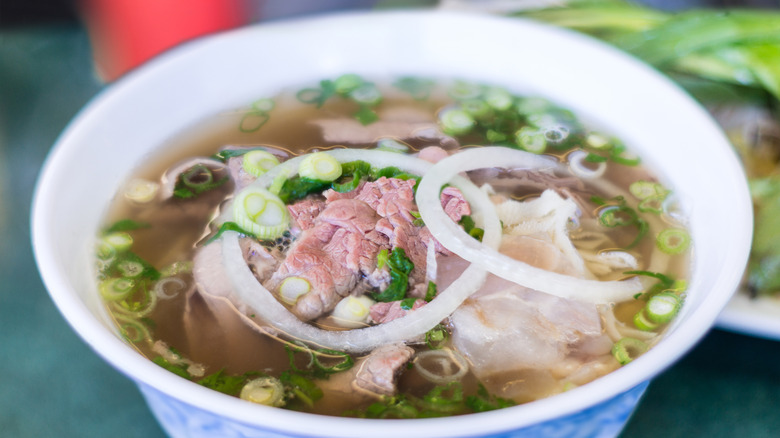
99, 277, 135, 301
633, 308, 660, 331
279, 276, 311, 304
240, 377, 286, 407
233, 188, 289, 239
586, 132, 611, 149
630, 180, 664, 199
117, 260, 144, 278
239, 111, 270, 133
656, 228, 691, 255
638, 196, 665, 214
242, 150, 280, 177
514, 126, 546, 153
251, 98, 275, 113
103, 232, 134, 252
484, 87, 513, 110
334, 74, 364, 95
116, 315, 151, 343
349, 83, 382, 106
461, 99, 491, 118
612, 337, 648, 365
298, 152, 343, 182
645, 292, 682, 324
439, 107, 476, 136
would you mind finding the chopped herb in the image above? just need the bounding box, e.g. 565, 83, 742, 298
459, 215, 484, 241
425, 324, 449, 350
372, 248, 414, 302
198, 369, 262, 397
152, 356, 191, 380
280, 371, 324, 408
206, 221, 254, 244
424, 281, 437, 302
400, 297, 418, 310
332, 160, 371, 193
278, 176, 331, 204
354, 106, 379, 125
173, 165, 229, 199
105, 219, 150, 233
211, 147, 267, 163
465, 383, 516, 413
296, 79, 337, 108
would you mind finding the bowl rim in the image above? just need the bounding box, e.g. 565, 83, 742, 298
31, 9, 752, 437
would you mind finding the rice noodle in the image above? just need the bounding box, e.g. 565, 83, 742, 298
416, 147, 644, 304
219, 149, 494, 353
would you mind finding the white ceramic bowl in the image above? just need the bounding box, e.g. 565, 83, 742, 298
32, 11, 751, 438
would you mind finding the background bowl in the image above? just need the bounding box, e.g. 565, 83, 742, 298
32, 10, 751, 438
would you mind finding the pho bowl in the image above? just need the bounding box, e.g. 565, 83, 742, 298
32, 10, 751, 438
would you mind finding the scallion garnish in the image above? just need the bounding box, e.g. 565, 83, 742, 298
612, 337, 648, 365
656, 228, 691, 255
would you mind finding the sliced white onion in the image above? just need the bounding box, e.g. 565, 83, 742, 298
153, 277, 187, 300
413, 348, 469, 385
568, 149, 606, 180
416, 147, 643, 304
219, 149, 491, 353
222, 232, 485, 353
425, 238, 438, 283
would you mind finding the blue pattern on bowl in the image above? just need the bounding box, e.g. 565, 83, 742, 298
138, 380, 648, 438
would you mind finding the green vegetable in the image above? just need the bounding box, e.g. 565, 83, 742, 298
465, 383, 517, 413
512, 1, 780, 102
425, 324, 449, 350
198, 369, 260, 397
592, 196, 648, 249
173, 164, 228, 199
372, 248, 414, 302
644, 292, 682, 324
656, 228, 691, 255
439, 107, 476, 136
233, 187, 289, 239
399, 297, 418, 310
458, 215, 484, 241
424, 281, 437, 302
105, 219, 150, 234
298, 152, 342, 182
278, 176, 332, 203
153, 356, 191, 379
206, 221, 254, 244
612, 337, 649, 365
242, 150, 280, 177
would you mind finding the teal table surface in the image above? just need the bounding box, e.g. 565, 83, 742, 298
2, 22, 780, 438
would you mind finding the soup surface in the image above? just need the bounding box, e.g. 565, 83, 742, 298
95, 76, 691, 418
